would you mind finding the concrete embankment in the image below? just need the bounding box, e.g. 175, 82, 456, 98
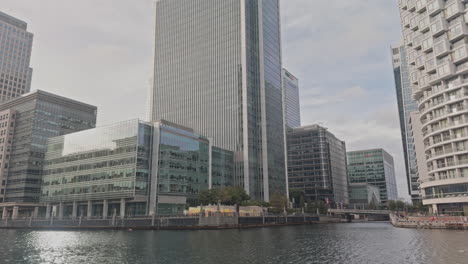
390, 213, 468, 230
0, 215, 344, 231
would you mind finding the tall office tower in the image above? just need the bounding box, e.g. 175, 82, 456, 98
398, 0, 468, 215
150, 0, 287, 201
0, 91, 96, 218
282, 68, 301, 128
287, 125, 349, 206
391, 43, 420, 202
347, 149, 398, 203
0, 11, 33, 101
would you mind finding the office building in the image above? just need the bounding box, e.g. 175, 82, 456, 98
391, 43, 421, 201
282, 68, 301, 128
0, 90, 97, 219
40, 119, 233, 218
287, 125, 349, 207
150, 0, 287, 201
398, 0, 468, 215
349, 183, 381, 209
0, 11, 33, 101
347, 149, 398, 203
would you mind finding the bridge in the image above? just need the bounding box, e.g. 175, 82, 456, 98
328, 209, 391, 222
328, 209, 391, 215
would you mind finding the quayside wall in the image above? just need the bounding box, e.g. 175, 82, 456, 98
0, 214, 342, 230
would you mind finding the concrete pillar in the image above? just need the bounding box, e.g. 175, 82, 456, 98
432, 204, 438, 215
12, 206, 18, 220
102, 200, 108, 220
45, 203, 51, 219
58, 202, 64, 220
120, 198, 126, 218
2, 207, 8, 220
72, 202, 77, 219
87, 201, 92, 219
33, 207, 39, 218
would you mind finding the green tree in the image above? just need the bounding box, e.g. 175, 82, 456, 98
270, 192, 288, 211
305, 201, 327, 215
289, 188, 305, 209
198, 189, 219, 206
218, 186, 250, 205
387, 200, 397, 211
396, 200, 405, 211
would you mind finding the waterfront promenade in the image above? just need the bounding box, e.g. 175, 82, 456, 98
0, 214, 344, 230
390, 213, 468, 230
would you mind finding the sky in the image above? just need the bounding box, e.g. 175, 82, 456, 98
1, 0, 409, 200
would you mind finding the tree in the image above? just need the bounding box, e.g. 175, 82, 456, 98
198, 189, 219, 206
218, 186, 250, 205
270, 192, 288, 212
396, 200, 405, 211
289, 188, 305, 209
305, 201, 327, 215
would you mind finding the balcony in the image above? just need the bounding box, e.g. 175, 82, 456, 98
419, 75, 430, 89
408, 0, 416, 12
425, 57, 437, 73
416, 54, 426, 69
416, 0, 427, 13
404, 15, 411, 28
401, 0, 408, 10
419, 16, 431, 33
410, 16, 419, 31
445, 1, 464, 20
430, 17, 448, 37
436, 62, 456, 81
448, 23, 468, 42
452, 44, 468, 64
413, 34, 423, 49
422, 36, 434, 53
434, 38, 451, 58
427, 0, 443, 16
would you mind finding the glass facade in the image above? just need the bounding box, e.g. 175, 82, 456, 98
0, 91, 97, 204
347, 149, 398, 203
151, 0, 287, 201
41, 120, 150, 203
0, 11, 33, 101
41, 119, 234, 217
155, 123, 210, 215
391, 44, 419, 201
349, 183, 381, 208
287, 125, 349, 206
282, 69, 301, 128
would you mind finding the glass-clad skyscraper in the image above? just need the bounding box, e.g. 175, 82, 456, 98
347, 149, 398, 203
0, 11, 34, 101
287, 125, 349, 206
150, 0, 287, 201
391, 43, 420, 201
282, 68, 301, 128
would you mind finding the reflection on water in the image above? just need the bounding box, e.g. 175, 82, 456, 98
0, 223, 467, 264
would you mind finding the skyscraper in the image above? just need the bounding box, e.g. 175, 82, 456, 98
398, 0, 468, 215
282, 68, 301, 128
347, 149, 398, 203
287, 125, 349, 206
391, 43, 420, 201
150, 0, 287, 201
0, 11, 33, 101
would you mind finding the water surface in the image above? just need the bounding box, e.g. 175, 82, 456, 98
0, 223, 466, 264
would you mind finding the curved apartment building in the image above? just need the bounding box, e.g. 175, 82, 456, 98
399, 0, 468, 215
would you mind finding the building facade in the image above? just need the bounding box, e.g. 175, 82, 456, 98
150, 0, 287, 201
0, 90, 97, 219
0, 11, 33, 101
347, 149, 398, 203
349, 183, 381, 209
282, 68, 301, 128
40, 119, 233, 218
391, 43, 421, 201
398, 0, 468, 215
287, 125, 349, 207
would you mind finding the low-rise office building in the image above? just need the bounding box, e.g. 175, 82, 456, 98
347, 149, 398, 203
287, 125, 349, 207
349, 183, 381, 209
41, 119, 234, 219
0, 90, 97, 219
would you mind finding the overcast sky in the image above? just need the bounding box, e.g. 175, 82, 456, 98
1, 0, 409, 200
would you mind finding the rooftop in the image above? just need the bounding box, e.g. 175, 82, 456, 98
0, 11, 28, 30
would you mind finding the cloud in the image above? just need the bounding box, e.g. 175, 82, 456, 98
301, 86, 367, 107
